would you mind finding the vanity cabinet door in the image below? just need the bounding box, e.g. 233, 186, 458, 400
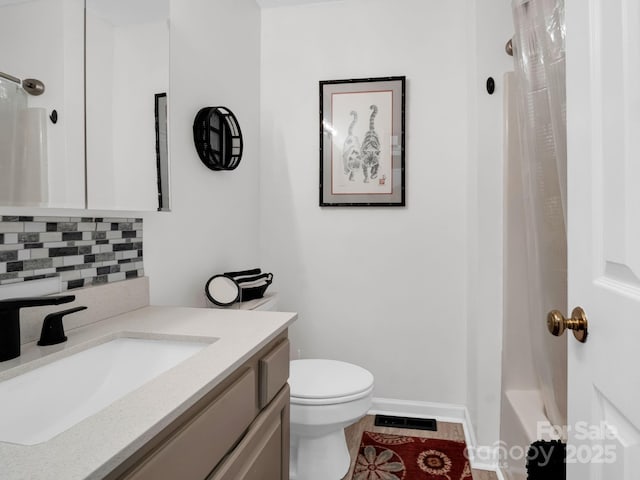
110, 332, 290, 480
259, 339, 289, 409
208, 384, 290, 480
123, 368, 257, 480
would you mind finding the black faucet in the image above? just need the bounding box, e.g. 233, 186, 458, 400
38, 306, 87, 346
0, 295, 75, 362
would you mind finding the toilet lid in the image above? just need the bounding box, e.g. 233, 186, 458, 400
289, 359, 374, 400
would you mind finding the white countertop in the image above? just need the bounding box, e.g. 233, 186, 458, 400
0, 306, 297, 480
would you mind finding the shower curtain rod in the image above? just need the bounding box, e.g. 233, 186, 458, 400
506, 38, 514, 56
0, 71, 45, 96
0, 71, 21, 85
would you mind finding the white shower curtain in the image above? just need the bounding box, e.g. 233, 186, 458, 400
511, 0, 567, 429
0, 77, 27, 204
0, 77, 49, 206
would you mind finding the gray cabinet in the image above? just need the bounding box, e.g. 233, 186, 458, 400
110, 334, 290, 480
208, 385, 289, 480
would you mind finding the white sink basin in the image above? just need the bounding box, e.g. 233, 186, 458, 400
0, 336, 212, 445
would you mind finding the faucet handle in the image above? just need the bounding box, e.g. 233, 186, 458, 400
37, 306, 87, 347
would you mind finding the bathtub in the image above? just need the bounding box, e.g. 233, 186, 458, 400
500, 389, 562, 479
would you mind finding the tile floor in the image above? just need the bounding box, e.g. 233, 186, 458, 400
343, 415, 499, 480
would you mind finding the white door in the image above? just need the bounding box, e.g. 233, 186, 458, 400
566, 0, 640, 478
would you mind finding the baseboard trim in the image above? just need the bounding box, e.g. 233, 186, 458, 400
369, 397, 503, 478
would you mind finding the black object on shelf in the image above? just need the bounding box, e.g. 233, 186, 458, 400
228, 271, 273, 303
205, 274, 240, 307
205, 268, 274, 307
193, 106, 243, 171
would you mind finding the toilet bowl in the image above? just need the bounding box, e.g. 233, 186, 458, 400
289, 359, 374, 480
245, 296, 374, 478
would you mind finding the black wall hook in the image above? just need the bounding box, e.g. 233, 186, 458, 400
486, 77, 495, 95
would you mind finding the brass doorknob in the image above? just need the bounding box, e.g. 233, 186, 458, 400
547, 307, 588, 343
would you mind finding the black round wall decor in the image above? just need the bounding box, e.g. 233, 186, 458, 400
193, 106, 243, 171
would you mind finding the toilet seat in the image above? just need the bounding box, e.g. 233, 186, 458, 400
290, 385, 374, 405
289, 359, 374, 406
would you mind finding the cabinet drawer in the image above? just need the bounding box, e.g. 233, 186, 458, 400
259, 339, 290, 409
125, 368, 257, 480
208, 384, 290, 480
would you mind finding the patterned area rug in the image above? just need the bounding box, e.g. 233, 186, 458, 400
350, 431, 472, 480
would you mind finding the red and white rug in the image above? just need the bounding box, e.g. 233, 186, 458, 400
350, 431, 472, 480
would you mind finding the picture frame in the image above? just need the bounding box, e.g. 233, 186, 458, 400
319, 76, 405, 207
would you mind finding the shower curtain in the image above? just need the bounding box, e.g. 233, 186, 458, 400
511, 0, 567, 429
0, 77, 27, 204
0, 76, 49, 205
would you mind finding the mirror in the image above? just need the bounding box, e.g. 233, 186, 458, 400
85, 0, 170, 211
0, 0, 169, 211
0, 0, 85, 208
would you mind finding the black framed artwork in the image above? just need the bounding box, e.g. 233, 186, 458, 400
319, 76, 405, 206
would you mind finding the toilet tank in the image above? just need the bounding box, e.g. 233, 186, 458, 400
248, 293, 279, 311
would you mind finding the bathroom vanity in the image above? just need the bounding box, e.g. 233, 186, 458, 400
0, 303, 296, 480
112, 333, 291, 480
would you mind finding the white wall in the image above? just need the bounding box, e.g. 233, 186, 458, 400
141, 0, 262, 307
260, 0, 469, 405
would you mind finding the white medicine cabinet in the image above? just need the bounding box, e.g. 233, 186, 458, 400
0, 0, 170, 211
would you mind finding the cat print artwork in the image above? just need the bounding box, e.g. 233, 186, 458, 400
342, 110, 362, 181
323, 77, 404, 204
360, 105, 381, 183
340, 105, 381, 183
330, 88, 393, 196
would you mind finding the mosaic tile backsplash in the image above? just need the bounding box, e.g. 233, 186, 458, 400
0, 216, 143, 291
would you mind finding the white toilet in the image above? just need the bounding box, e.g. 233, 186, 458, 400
248, 294, 374, 479
289, 359, 374, 480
